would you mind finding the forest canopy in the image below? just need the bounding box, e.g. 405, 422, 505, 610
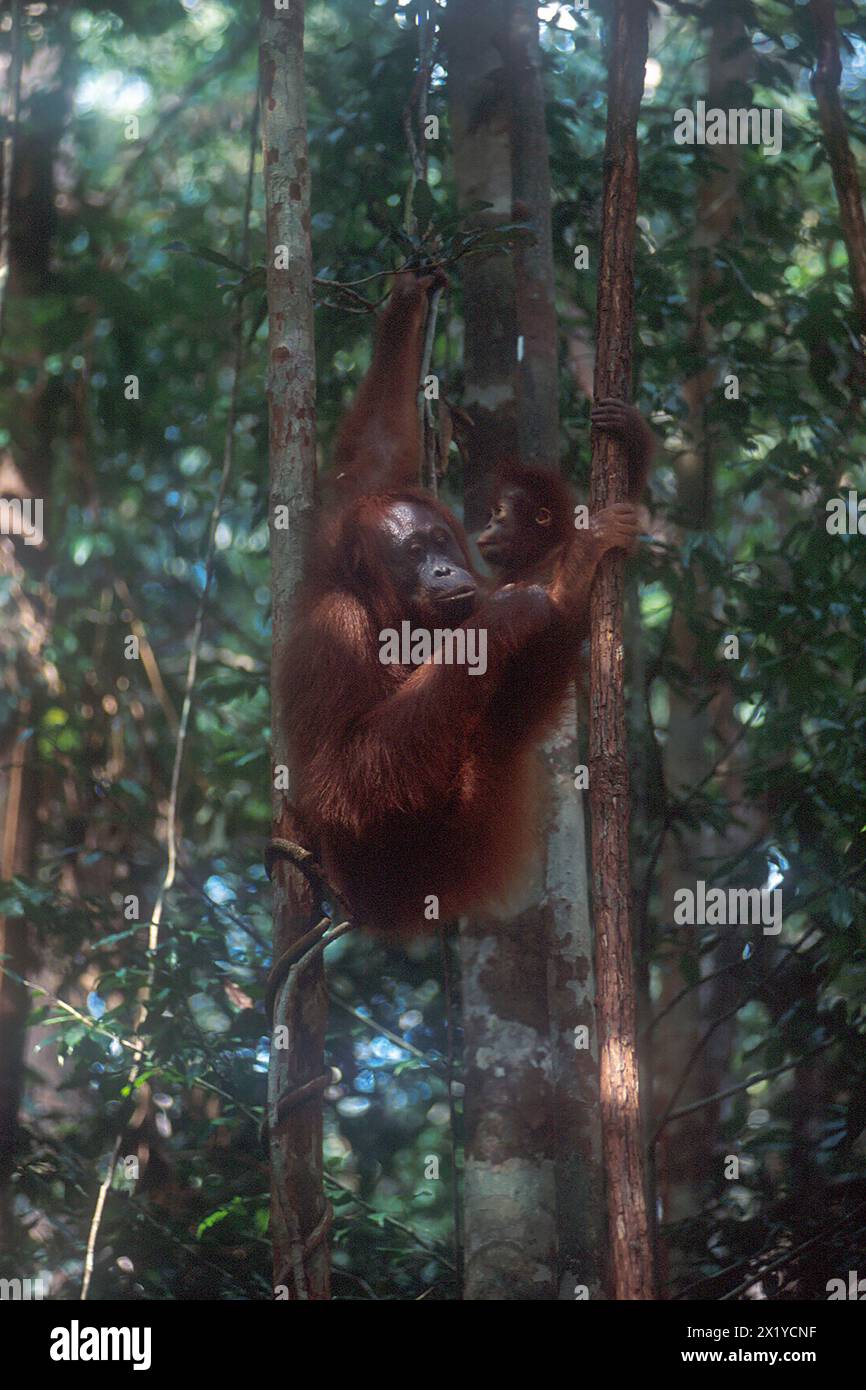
0, 0, 865, 1311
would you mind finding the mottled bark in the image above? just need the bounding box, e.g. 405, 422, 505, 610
540, 690, 604, 1299
506, 0, 603, 1299
460, 901, 557, 1300
446, 0, 518, 531
260, 0, 326, 1300
448, 0, 602, 1300
588, 0, 652, 1301
505, 0, 559, 470
448, 0, 557, 1300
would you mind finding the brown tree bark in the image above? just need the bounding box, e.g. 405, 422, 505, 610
810, 0, 866, 369
260, 0, 328, 1300
588, 0, 653, 1301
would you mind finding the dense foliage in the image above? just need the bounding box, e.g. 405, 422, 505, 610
1, 0, 865, 1299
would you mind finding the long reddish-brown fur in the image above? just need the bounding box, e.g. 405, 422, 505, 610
283, 273, 628, 934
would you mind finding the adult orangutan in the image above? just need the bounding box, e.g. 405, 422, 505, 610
283, 270, 644, 934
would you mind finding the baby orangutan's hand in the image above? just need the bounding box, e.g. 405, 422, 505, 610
589, 502, 642, 556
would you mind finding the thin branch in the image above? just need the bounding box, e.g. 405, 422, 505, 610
675, 1201, 866, 1300
644, 865, 863, 1037
638, 699, 763, 936
664, 1036, 836, 1128
1, 969, 144, 1056
651, 941, 812, 1144
419, 284, 443, 492
650, 860, 865, 1141
720, 1216, 866, 1303
324, 1173, 456, 1271
7, 967, 261, 1129
331, 996, 449, 1077
32, 1126, 267, 1298
401, 2, 433, 234
113, 578, 179, 730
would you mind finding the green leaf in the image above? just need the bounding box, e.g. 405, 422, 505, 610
163, 241, 247, 274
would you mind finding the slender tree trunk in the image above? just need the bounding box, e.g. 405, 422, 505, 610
0, 0, 21, 342
260, 0, 327, 1301
0, 13, 73, 1247
588, 0, 652, 1301
810, 0, 866, 377
538, 691, 603, 1299
447, 0, 518, 532
447, 0, 557, 1300
507, 0, 558, 469
0, 716, 36, 1252
448, 0, 604, 1300
505, 0, 604, 1300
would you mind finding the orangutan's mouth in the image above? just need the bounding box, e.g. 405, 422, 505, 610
436, 588, 476, 604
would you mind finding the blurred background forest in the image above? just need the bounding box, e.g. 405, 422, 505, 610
1, 0, 865, 1301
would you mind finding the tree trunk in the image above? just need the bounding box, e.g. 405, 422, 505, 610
447, 0, 557, 1300
447, 0, 518, 533
260, 0, 328, 1301
0, 12, 72, 1249
506, 0, 558, 470
0, 715, 37, 1252
447, 0, 604, 1300
588, 0, 652, 1301
810, 0, 866, 373
505, 0, 604, 1300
